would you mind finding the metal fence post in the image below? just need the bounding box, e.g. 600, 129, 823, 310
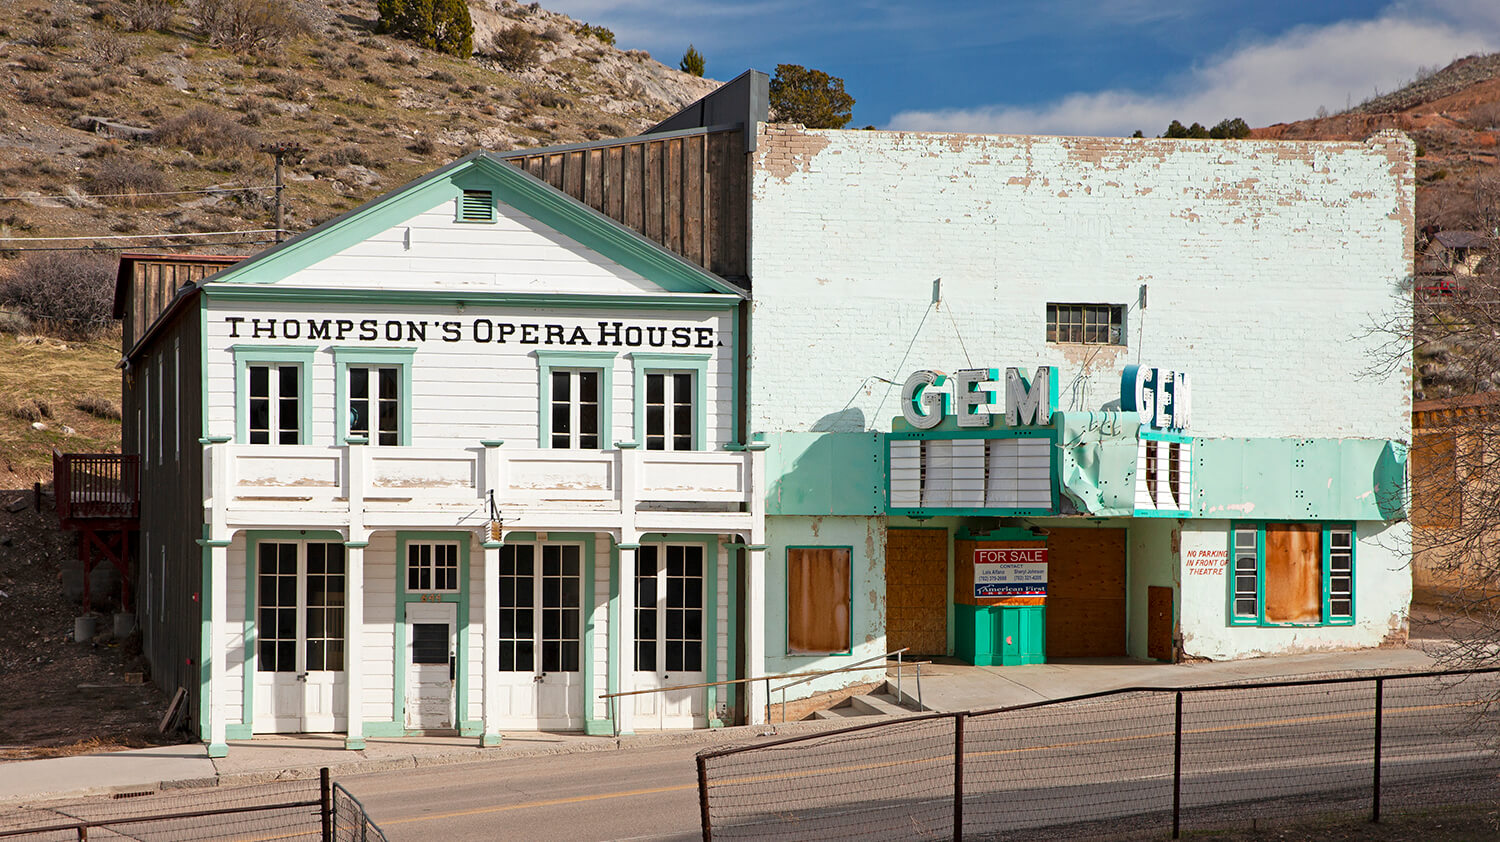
953, 712, 966, 841
698, 754, 713, 842
1373, 677, 1384, 824
320, 767, 332, 842
1172, 691, 1183, 840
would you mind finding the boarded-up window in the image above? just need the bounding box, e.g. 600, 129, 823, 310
787, 548, 851, 654
1410, 431, 1459, 527
1263, 524, 1321, 624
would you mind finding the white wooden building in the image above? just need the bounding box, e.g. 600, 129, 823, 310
120, 151, 767, 755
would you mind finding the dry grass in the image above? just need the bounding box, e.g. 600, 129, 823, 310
0, 332, 121, 483
76, 394, 122, 420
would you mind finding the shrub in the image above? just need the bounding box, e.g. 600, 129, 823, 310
0, 252, 115, 337
318, 145, 374, 167
125, 0, 175, 32
153, 106, 261, 154
538, 25, 563, 43
484, 25, 539, 71
76, 394, 123, 420
87, 156, 169, 205
0, 309, 31, 335
190, 0, 308, 53
31, 18, 72, 49
575, 22, 613, 45
680, 44, 704, 77
85, 32, 136, 67
408, 135, 434, 154
375, 0, 473, 57
1469, 101, 1500, 131
19, 54, 50, 72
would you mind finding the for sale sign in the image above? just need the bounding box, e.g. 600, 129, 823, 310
974, 548, 1048, 597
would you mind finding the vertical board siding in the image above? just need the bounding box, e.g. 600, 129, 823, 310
502, 130, 747, 280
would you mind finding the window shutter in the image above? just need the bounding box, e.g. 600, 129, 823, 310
459, 189, 494, 222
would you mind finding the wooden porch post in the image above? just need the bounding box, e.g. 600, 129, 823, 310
481, 537, 502, 747
344, 537, 367, 750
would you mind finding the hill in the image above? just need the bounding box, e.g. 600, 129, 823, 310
0, 0, 717, 253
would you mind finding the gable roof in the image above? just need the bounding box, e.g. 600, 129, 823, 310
196, 152, 747, 297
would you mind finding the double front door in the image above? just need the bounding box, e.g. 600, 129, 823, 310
496, 543, 585, 729
633, 543, 708, 729
253, 541, 348, 733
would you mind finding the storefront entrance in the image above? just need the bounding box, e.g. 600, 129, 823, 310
633, 543, 708, 729
252, 540, 348, 733
886, 528, 948, 656
495, 543, 585, 730
404, 602, 456, 730
1044, 528, 1127, 658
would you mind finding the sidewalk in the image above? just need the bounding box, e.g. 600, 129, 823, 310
0, 644, 1445, 806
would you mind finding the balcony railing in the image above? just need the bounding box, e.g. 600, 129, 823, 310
203, 442, 763, 535
52, 450, 140, 523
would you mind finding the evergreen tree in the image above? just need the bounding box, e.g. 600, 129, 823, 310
680, 44, 704, 77
768, 63, 855, 129
376, 0, 473, 57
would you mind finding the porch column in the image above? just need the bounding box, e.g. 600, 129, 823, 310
745, 545, 767, 725
481, 537, 502, 746
344, 538, 367, 750
614, 542, 637, 735
207, 540, 230, 757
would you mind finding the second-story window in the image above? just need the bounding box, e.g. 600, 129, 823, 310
348, 365, 399, 446
248, 364, 301, 445
1046, 303, 1125, 345
550, 369, 601, 449
645, 371, 693, 451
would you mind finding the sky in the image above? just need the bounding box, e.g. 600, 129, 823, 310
547, 0, 1500, 136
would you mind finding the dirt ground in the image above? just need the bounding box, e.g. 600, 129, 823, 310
0, 487, 189, 761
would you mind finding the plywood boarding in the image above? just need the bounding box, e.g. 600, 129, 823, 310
1147, 585, 1174, 661
1264, 524, 1321, 623
1044, 528, 1127, 658
886, 528, 948, 656
787, 548, 851, 654
953, 540, 1046, 607
503, 129, 747, 280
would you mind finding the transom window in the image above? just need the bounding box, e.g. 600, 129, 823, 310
407, 542, 459, 592
550, 369, 601, 449
1046, 303, 1124, 345
645, 371, 694, 451
1230, 523, 1354, 626
348, 365, 400, 446
248, 363, 301, 445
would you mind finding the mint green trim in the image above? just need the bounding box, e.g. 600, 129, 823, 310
726, 546, 739, 716
955, 527, 1043, 542
631, 353, 711, 450
535, 350, 617, 449
199, 303, 210, 442
359, 720, 406, 738
203, 285, 739, 311
333, 347, 416, 446
1228, 522, 1357, 628
607, 540, 620, 729
344, 737, 366, 750
200, 436, 232, 445
195, 154, 744, 296
199, 540, 212, 740
344, 541, 371, 549
243, 531, 345, 734
887, 428, 1054, 440
225, 724, 251, 740
615, 441, 638, 449
584, 718, 614, 735
617, 543, 640, 550
1194, 438, 1407, 521
207, 742, 228, 758
783, 545, 854, 657
481, 733, 503, 746
460, 719, 482, 736
197, 538, 233, 548
230, 345, 317, 445
480, 439, 505, 448
1139, 429, 1194, 444
730, 306, 742, 447
765, 432, 885, 517
481, 541, 504, 549
395, 532, 471, 730
455, 189, 495, 223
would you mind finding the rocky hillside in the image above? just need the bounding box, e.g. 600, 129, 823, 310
0, 0, 717, 251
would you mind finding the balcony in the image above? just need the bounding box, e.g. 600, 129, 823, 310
203, 442, 765, 538
52, 450, 140, 526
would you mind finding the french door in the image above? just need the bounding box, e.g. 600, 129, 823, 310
633, 543, 707, 729
495, 543, 585, 729
253, 541, 347, 733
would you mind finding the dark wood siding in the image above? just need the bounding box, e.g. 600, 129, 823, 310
122, 257, 240, 353
504, 130, 748, 281
123, 299, 208, 734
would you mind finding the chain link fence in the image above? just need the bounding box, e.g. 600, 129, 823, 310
0, 768, 389, 842
697, 668, 1500, 840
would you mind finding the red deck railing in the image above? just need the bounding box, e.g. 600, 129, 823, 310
52, 450, 140, 522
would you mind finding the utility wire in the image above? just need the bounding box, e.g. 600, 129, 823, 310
0, 239, 276, 252
0, 184, 276, 202
0, 229, 283, 241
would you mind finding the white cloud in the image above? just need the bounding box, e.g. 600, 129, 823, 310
888, 7, 1500, 136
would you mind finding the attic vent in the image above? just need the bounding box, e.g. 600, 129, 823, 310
458, 189, 494, 222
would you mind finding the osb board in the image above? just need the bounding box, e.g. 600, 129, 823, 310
954, 540, 1047, 607
1147, 586, 1174, 662
1264, 524, 1321, 623
788, 548, 852, 654
885, 528, 948, 656
1045, 528, 1127, 658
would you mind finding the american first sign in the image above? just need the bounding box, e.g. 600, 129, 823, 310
974, 548, 1049, 597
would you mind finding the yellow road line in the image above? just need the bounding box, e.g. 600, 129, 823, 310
378, 783, 698, 826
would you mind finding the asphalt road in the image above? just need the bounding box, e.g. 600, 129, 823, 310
335, 676, 1500, 842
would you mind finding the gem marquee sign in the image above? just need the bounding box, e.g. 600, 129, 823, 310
900, 367, 1056, 430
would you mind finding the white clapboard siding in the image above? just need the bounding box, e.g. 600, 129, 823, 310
362, 534, 398, 722
204, 303, 736, 452
277, 200, 678, 296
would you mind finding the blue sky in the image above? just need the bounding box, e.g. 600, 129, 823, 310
549, 0, 1500, 135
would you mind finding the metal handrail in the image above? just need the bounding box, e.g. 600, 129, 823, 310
599, 650, 926, 734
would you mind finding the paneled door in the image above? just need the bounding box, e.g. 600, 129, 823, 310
633, 544, 707, 729
404, 602, 457, 730
495, 543, 585, 729
252, 541, 348, 733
